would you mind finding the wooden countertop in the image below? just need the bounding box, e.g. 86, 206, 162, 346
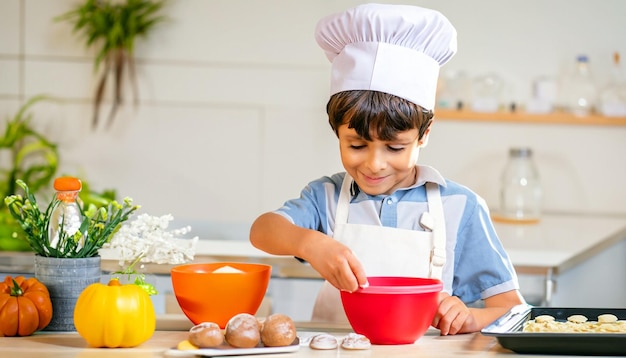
3, 316, 610, 358
1, 312, 619, 357
0, 324, 517, 357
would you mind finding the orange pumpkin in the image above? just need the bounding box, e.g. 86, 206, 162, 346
0, 275, 53, 336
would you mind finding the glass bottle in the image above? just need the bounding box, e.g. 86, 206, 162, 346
560, 55, 597, 117
499, 147, 542, 223
48, 176, 85, 251
470, 72, 503, 113
598, 52, 626, 117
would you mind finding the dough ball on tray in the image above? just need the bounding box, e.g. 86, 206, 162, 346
260, 313, 297, 347
189, 322, 224, 348
225, 313, 261, 348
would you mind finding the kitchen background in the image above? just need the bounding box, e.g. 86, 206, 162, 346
1, 0, 625, 319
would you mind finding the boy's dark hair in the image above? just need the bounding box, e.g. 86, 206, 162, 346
326, 90, 433, 141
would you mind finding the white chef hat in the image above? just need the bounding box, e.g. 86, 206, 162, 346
315, 3, 457, 111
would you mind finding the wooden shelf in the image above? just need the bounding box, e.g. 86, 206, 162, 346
434, 109, 626, 126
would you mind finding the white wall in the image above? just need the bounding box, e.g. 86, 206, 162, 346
2, 0, 625, 222
1, 0, 625, 310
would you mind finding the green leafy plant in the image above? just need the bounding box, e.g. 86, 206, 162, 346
56, 0, 167, 129
0, 95, 59, 251
0, 97, 126, 252
4, 179, 140, 258
0, 95, 59, 200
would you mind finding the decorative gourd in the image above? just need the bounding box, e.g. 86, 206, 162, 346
74, 278, 156, 347
0, 275, 53, 336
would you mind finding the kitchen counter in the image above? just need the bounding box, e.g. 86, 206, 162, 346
493, 213, 626, 275
2, 213, 625, 306
492, 213, 626, 305
103, 213, 626, 281
0, 319, 566, 357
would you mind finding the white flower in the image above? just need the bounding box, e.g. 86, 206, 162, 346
104, 213, 198, 266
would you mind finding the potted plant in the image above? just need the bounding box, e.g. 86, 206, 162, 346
0, 95, 59, 251
4, 178, 139, 331
56, 0, 167, 129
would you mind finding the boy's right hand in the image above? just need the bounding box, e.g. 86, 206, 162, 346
304, 234, 368, 292
249, 213, 368, 292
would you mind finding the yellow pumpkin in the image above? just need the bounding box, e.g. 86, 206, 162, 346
74, 278, 156, 347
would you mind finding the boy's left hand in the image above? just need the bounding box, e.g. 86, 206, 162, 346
431, 292, 477, 335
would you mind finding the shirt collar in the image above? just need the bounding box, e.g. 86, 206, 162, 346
413, 165, 447, 188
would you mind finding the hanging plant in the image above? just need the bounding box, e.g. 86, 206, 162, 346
56, 0, 167, 129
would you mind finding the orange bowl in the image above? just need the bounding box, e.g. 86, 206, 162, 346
170, 262, 271, 328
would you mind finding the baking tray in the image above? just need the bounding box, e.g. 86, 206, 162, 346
481, 304, 626, 356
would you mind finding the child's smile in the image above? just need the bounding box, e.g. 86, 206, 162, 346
337, 125, 424, 195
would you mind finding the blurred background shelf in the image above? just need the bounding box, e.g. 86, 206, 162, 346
435, 109, 626, 126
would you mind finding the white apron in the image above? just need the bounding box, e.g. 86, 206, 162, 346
311, 174, 447, 322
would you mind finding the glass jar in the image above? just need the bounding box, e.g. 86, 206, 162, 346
498, 147, 542, 223
559, 55, 597, 117
48, 176, 85, 251
599, 52, 626, 117
470, 72, 503, 113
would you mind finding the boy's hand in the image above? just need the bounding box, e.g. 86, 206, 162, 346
432, 292, 477, 335
305, 235, 368, 292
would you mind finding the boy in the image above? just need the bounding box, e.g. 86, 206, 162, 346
250, 4, 524, 335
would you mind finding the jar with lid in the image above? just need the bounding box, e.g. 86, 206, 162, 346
470, 72, 503, 113
558, 55, 597, 117
48, 176, 85, 253
498, 147, 543, 223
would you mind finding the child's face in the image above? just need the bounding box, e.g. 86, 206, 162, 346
337, 124, 425, 196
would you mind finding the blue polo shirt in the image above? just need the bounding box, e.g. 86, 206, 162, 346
274, 165, 519, 304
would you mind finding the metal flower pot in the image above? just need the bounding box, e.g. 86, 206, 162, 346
33, 255, 102, 331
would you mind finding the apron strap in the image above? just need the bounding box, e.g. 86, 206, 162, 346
336, 174, 446, 280
335, 174, 353, 225
426, 182, 446, 280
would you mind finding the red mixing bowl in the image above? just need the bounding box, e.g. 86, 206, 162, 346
340, 276, 443, 345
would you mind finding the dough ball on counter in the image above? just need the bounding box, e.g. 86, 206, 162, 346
309, 333, 338, 350
225, 313, 261, 348
341, 333, 371, 350
260, 313, 297, 347
188, 322, 224, 348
